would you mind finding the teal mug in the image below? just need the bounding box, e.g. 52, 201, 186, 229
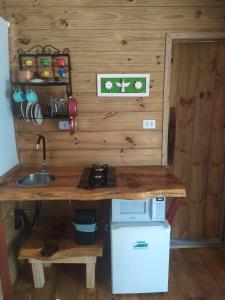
12, 87, 25, 103
26, 88, 38, 103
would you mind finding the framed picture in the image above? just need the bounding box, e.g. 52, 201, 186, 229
97, 74, 150, 97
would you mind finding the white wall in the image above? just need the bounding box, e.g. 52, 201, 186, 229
0, 17, 19, 176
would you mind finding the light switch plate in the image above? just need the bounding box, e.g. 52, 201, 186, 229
59, 120, 70, 130
143, 120, 156, 129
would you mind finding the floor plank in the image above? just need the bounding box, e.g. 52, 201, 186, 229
54, 264, 86, 300
183, 248, 225, 300
31, 266, 58, 300
13, 248, 225, 300
12, 262, 34, 300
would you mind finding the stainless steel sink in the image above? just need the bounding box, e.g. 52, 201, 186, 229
16, 172, 55, 187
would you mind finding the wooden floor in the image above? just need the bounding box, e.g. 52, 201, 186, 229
13, 247, 225, 300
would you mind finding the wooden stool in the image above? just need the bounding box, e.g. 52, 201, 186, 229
18, 228, 103, 289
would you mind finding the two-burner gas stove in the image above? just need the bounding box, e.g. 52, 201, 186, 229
78, 164, 117, 189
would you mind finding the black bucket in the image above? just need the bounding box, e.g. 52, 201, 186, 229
73, 209, 97, 245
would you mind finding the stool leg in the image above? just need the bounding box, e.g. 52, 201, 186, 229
86, 263, 96, 289
31, 262, 45, 288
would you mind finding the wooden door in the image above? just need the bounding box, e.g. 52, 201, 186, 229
169, 41, 225, 239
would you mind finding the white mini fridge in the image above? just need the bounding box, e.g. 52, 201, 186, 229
111, 221, 171, 294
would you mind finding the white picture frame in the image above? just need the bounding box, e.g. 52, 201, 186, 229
97, 74, 150, 97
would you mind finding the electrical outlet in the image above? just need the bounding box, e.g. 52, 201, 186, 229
59, 120, 70, 130
143, 120, 156, 129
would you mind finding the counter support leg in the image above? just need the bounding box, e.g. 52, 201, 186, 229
166, 198, 182, 225
0, 206, 12, 300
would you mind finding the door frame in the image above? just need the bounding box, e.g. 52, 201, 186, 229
162, 32, 225, 166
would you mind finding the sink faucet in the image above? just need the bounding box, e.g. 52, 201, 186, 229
36, 134, 47, 171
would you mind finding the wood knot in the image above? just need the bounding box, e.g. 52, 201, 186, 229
180, 97, 185, 105
187, 98, 193, 105
127, 58, 131, 61
199, 91, 204, 98
126, 136, 135, 146
60, 19, 69, 27
196, 10, 202, 17
18, 37, 31, 45
121, 39, 127, 45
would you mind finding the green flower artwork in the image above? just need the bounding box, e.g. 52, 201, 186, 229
97, 74, 150, 97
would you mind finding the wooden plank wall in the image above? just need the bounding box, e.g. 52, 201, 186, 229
1, 0, 225, 167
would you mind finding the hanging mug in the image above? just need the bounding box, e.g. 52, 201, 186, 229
41, 57, 49, 66
12, 87, 25, 103
58, 68, 66, 78
56, 57, 65, 67
24, 58, 33, 67
26, 88, 38, 103
41, 68, 50, 79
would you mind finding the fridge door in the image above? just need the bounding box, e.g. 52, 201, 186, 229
111, 221, 170, 294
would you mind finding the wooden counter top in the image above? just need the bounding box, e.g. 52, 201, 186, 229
0, 166, 186, 201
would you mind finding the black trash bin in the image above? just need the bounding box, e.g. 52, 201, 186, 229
73, 209, 97, 245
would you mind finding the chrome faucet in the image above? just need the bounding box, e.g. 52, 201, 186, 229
36, 134, 47, 171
